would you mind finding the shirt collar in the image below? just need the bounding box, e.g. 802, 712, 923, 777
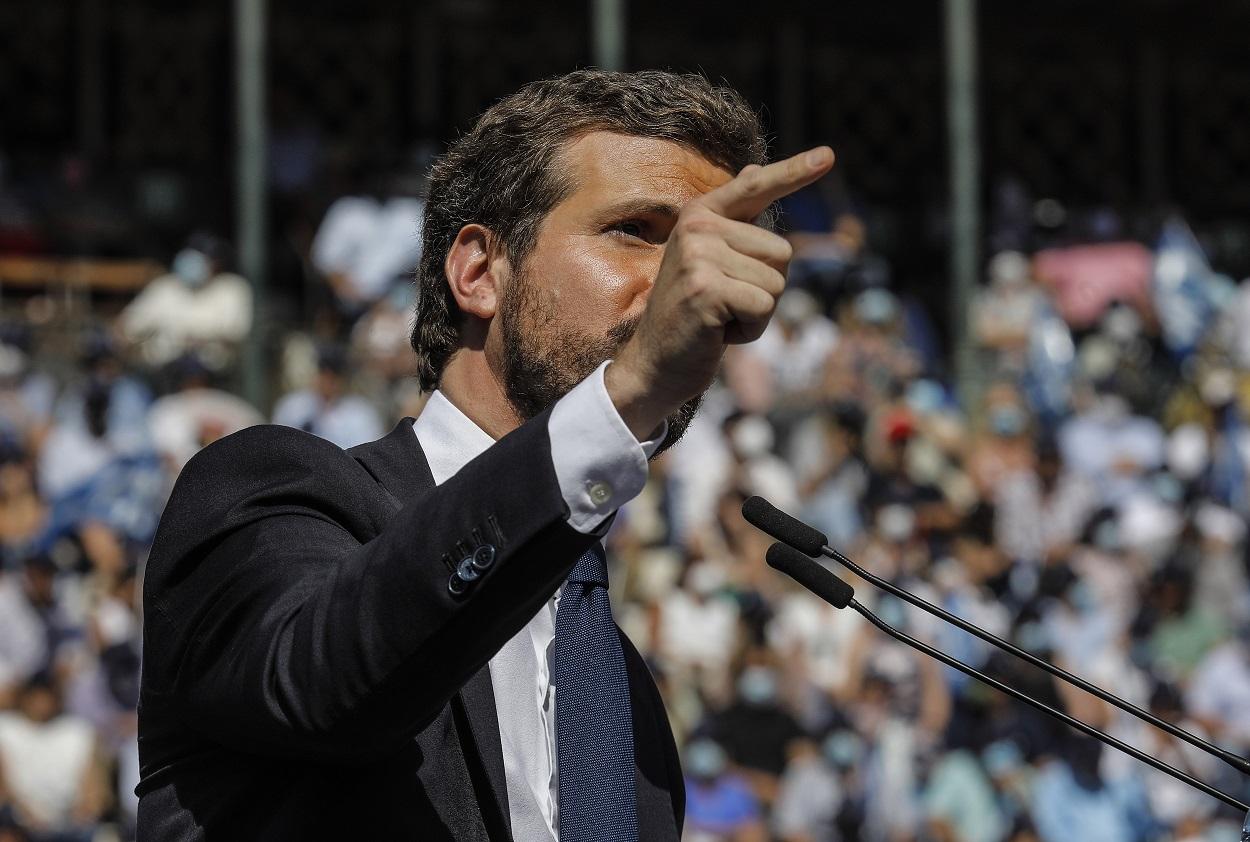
411, 390, 498, 486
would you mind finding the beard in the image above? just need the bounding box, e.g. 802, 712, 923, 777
497, 264, 702, 457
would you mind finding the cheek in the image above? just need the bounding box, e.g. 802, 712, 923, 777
545, 240, 659, 315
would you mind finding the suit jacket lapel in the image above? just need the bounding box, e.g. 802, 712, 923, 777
349, 419, 513, 840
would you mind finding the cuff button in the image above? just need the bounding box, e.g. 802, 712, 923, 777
471, 544, 496, 572
589, 481, 613, 506
448, 573, 470, 597
456, 557, 482, 583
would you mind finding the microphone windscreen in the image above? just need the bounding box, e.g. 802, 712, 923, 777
742, 496, 827, 556
766, 542, 854, 609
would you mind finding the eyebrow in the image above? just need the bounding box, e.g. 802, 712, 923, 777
594, 198, 681, 223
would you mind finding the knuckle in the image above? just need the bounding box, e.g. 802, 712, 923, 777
738, 168, 766, 197
678, 213, 717, 237
764, 269, 786, 296
679, 236, 711, 264
685, 269, 716, 297
745, 292, 774, 319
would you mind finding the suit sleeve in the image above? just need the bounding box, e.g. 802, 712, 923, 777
142, 406, 596, 762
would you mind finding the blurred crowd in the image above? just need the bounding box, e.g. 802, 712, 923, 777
3, 160, 1250, 842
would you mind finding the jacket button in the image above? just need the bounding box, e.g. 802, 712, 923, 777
471, 544, 496, 572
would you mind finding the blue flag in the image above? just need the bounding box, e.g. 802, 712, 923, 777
1153, 217, 1235, 360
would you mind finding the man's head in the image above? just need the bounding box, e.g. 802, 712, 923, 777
412, 70, 768, 450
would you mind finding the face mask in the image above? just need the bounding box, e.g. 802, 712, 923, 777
822, 731, 862, 769
1096, 395, 1129, 422
1068, 581, 1098, 614
737, 666, 777, 706
731, 416, 774, 459
1200, 369, 1236, 407
989, 406, 1027, 438
173, 248, 211, 287
982, 740, 1024, 777
906, 379, 945, 416
877, 596, 907, 630
1102, 306, 1142, 343
1167, 424, 1209, 480
877, 505, 915, 543
685, 739, 728, 780
687, 563, 725, 597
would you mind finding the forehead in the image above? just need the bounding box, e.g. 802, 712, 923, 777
554, 131, 734, 208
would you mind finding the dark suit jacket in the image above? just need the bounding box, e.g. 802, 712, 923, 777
136, 408, 684, 840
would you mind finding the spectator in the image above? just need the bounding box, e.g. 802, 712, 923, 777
974, 250, 1046, 373
772, 737, 841, 842
146, 355, 263, 471
0, 673, 105, 841
309, 184, 424, 324
683, 737, 767, 842
1186, 621, 1250, 749
271, 344, 384, 449
117, 233, 252, 372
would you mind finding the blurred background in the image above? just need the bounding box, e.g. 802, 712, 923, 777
3, 1, 1250, 840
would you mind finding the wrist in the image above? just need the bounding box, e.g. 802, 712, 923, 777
604, 357, 668, 442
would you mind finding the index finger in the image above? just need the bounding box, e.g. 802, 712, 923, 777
698, 146, 834, 222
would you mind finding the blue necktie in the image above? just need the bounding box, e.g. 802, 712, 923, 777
555, 543, 638, 841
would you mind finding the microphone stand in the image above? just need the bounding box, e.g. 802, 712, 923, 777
742, 495, 1250, 777
851, 594, 1249, 812
763, 541, 1250, 815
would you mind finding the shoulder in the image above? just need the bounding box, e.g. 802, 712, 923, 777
159, 423, 385, 553
177, 422, 353, 490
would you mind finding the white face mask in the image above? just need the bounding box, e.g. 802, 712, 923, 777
1095, 394, 1129, 422
877, 504, 915, 543
1200, 369, 1236, 407
1102, 306, 1142, 342
1167, 424, 1209, 480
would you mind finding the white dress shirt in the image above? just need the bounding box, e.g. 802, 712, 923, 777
411, 360, 662, 841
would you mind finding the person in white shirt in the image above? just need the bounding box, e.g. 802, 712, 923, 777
118, 233, 252, 372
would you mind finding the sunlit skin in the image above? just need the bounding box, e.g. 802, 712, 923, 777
438, 131, 734, 439
438, 131, 834, 442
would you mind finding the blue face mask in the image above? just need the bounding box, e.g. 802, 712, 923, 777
173, 248, 211, 287
982, 740, 1023, 777
737, 666, 778, 706
1068, 581, 1098, 614
685, 739, 728, 780
989, 406, 1027, 437
822, 731, 862, 769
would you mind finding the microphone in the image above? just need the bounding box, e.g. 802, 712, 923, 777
765, 542, 1250, 813
744, 495, 1250, 778
765, 541, 853, 608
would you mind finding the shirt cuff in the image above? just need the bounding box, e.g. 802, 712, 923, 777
548, 360, 667, 534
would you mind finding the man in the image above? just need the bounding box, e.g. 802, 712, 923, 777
136, 69, 833, 840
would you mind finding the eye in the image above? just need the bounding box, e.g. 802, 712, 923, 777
607, 219, 648, 240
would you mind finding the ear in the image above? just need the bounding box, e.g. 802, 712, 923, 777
445, 224, 503, 320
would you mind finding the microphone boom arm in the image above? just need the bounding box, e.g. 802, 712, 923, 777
825, 541, 1250, 777
849, 597, 1250, 813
